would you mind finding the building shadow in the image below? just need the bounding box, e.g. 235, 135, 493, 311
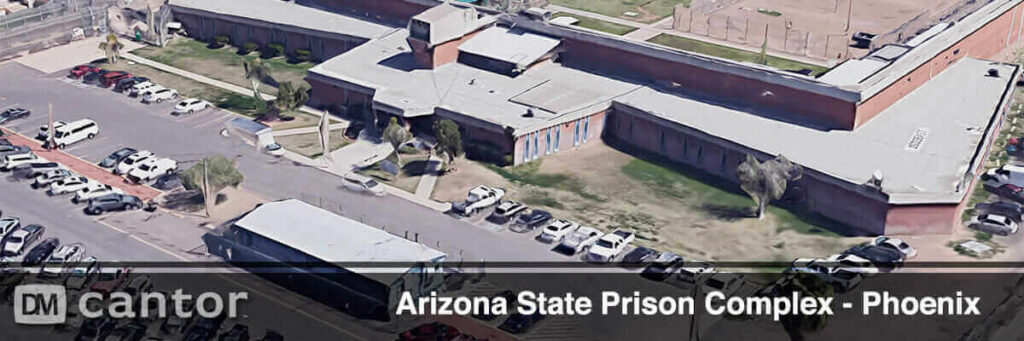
379, 52, 425, 72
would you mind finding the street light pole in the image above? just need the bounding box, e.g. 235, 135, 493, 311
844, 0, 854, 32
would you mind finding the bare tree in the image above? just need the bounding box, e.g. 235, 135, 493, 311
736, 154, 803, 219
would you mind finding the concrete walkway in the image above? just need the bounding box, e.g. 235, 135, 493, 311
272, 123, 348, 137
414, 153, 443, 199
546, 4, 831, 67
13, 36, 146, 73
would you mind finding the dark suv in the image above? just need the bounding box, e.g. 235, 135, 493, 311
85, 194, 143, 215
12, 162, 61, 179
22, 237, 59, 267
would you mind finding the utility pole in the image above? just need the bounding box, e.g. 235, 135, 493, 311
202, 158, 210, 217
844, 0, 854, 32
47, 103, 54, 150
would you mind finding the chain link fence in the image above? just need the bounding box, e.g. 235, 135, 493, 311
0, 0, 120, 59
871, 0, 995, 49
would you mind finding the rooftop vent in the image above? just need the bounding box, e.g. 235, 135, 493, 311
988, 68, 1000, 77
522, 109, 535, 118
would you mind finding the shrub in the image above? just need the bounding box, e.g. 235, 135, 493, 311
265, 43, 285, 58
241, 42, 260, 54
213, 35, 230, 48
465, 140, 512, 166
294, 48, 312, 62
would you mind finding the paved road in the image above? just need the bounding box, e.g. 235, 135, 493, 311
0, 62, 573, 264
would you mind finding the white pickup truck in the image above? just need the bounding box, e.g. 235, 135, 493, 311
586, 229, 636, 262
125, 157, 178, 184
452, 185, 505, 216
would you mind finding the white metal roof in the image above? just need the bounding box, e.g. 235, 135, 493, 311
818, 59, 889, 86
617, 58, 1016, 204
233, 199, 446, 284
458, 26, 561, 69
168, 0, 392, 40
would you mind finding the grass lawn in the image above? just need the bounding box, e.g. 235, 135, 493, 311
274, 130, 349, 158
357, 154, 433, 194
551, 0, 690, 23
647, 34, 831, 75
132, 38, 315, 92
266, 111, 341, 131
552, 13, 638, 35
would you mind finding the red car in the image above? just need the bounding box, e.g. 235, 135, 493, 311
101, 71, 132, 88
993, 184, 1024, 204
89, 266, 131, 295
69, 65, 100, 78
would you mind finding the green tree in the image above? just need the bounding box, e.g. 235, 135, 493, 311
383, 117, 412, 167
778, 274, 833, 341
98, 34, 124, 64
264, 81, 310, 121
432, 119, 462, 170
756, 29, 769, 65
243, 59, 272, 103
736, 154, 802, 219
180, 155, 244, 209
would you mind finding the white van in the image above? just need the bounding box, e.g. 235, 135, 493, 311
51, 119, 98, 149
0, 153, 38, 171
983, 165, 1024, 188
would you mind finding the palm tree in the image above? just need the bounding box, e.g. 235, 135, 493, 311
778, 274, 833, 341
243, 59, 272, 102
383, 117, 412, 167
98, 34, 124, 64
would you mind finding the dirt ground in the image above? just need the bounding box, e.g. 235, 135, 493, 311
676, 0, 963, 60
433, 142, 866, 263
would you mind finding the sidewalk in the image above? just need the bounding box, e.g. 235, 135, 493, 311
546, 4, 831, 67
1, 128, 162, 201
272, 123, 348, 137
13, 36, 146, 74
414, 153, 442, 199
122, 53, 335, 120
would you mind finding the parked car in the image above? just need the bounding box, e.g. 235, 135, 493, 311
537, 219, 579, 243
486, 201, 528, 224
85, 193, 143, 215
843, 245, 904, 272
702, 273, 745, 295
99, 147, 138, 168
825, 253, 879, 276
123, 275, 154, 305
36, 120, 66, 141
991, 184, 1024, 204
90, 266, 130, 295
341, 172, 386, 196
0, 145, 30, 158
153, 172, 183, 191
0, 216, 20, 241
142, 88, 179, 103
968, 213, 1019, 236
173, 98, 213, 115
40, 243, 84, 277
107, 323, 148, 341
219, 323, 250, 341
77, 316, 117, 341
263, 143, 285, 157
398, 322, 462, 341
0, 107, 30, 124
640, 252, 684, 281
586, 232, 632, 262
975, 201, 1024, 222
472, 290, 515, 321
65, 256, 99, 290
498, 312, 545, 334
678, 261, 715, 284
510, 209, 552, 233
125, 157, 178, 183
128, 81, 158, 97
83, 69, 110, 84
452, 185, 505, 216
100, 71, 132, 88
72, 183, 124, 204
0, 152, 38, 171
116, 76, 149, 93
47, 118, 98, 149
869, 236, 917, 259
621, 246, 660, 267
31, 169, 73, 189
2, 224, 44, 258
554, 226, 603, 256
69, 65, 100, 78
115, 150, 154, 174
22, 237, 60, 268
11, 161, 61, 179
48, 175, 93, 195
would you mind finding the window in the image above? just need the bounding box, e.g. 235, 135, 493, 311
696, 145, 703, 163
583, 117, 590, 143
720, 154, 727, 173
554, 128, 560, 152
574, 120, 581, 146
524, 136, 531, 162
533, 133, 539, 159
659, 131, 666, 154
545, 129, 552, 155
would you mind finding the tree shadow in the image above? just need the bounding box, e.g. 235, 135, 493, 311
701, 204, 755, 222
402, 159, 440, 177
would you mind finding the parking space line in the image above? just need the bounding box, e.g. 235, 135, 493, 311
192, 113, 233, 129
64, 137, 108, 152
93, 218, 190, 262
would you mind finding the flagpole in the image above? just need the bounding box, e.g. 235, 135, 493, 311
47, 103, 54, 150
